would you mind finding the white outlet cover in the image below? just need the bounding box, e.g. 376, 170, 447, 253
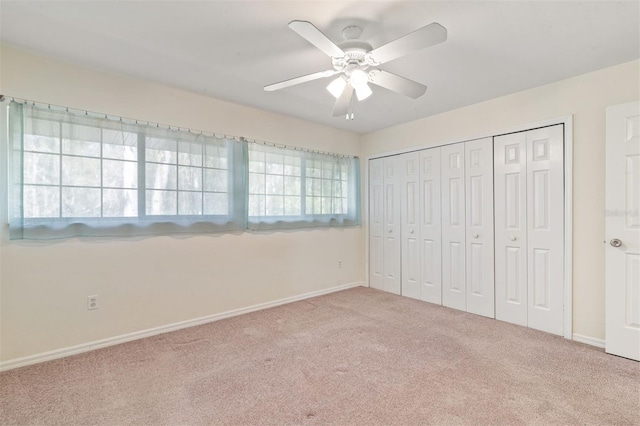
87, 295, 98, 310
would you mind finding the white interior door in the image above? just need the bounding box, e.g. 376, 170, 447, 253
419, 148, 442, 304
606, 101, 640, 361
401, 152, 421, 299
441, 143, 466, 311
369, 158, 384, 291
383, 156, 402, 295
465, 138, 495, 318
526, 125, 564, 336
494, 132, 528, 327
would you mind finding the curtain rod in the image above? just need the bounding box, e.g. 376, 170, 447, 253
0, 94, 356, 159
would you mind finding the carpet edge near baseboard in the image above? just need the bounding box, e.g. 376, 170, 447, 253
572, 333, 606, 349
0, 281, 367, 372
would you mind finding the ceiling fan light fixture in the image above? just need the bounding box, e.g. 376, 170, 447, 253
355, 84, 372, 101
327, 77, 346, 99
349, 69, 369, 90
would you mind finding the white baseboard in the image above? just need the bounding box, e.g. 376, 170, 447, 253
0, 281, 365, 372
572, 333, 606, 349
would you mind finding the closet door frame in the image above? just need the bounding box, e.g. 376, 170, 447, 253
365, 115, 573, 339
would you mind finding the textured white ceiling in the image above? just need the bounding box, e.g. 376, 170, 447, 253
1, 1, 639, 134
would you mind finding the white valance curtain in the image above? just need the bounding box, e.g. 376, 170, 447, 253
7, 101, 360, 240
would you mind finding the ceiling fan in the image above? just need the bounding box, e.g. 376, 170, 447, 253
264, 20, 447, 119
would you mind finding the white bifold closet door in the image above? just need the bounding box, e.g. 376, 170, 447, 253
369, 156, 402, 295
401, 152, 421, 299
465, 138, 495, 318
494, 125, 564, 335
419, 148, 442, 304
369, 158, 384, 291
383, 155, 402, 295
441, 143, 466, 311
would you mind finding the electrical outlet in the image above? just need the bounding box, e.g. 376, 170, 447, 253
87, 295, 98, 310
337, 260, 343, 268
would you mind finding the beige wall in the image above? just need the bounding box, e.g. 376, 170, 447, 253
0, 45, 364, 362
361, 60, 640, 340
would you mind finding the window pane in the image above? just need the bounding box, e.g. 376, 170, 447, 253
249, 194, 265, 216
306, 178, 320, 196
62, 123, 101, 144
266, 195, 284, 216
249, 157, 265, 173
146, 190, 177, 215
284, 177, 300, 196
146, 138, 177, 164
265, 175, 283, 195
249, 173, 265, 194
204, 169, 228, 192
284, 156, 301, 176
61, 156, 101, 187
205, 144, 228, 169
306, 196, 320, 215
306, 161, 321, 178
323, 162, 337, 179
284, 196, 301, 216
178, 191, 202, 215
322, 179, 333, 197
178, 141, 203, 167
265, 153, 284, 174
204, 192, 228, 215
178, 166, 202, 191
62, 139, 100, 157
24, 152, 60, 185
24, 118, 60, 151
103, 189, 137, 217
146, 163, 177, 190
103, 160, 137, 189
322, 197, 332, 213
62, 187, 101, 217
24, 185, 60, 218
24, 134, 60, 153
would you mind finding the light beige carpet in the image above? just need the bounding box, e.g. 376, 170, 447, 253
1, 287, 638, 425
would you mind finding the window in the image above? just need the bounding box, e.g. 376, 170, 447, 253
143, 135, 230, 217
7, 101, 359, 239
21, 117, 140, 220
247, 143, 360, 230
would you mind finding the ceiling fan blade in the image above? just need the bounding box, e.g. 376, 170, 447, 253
368, 69, 427, 99
264, 70, 338, 92
289, 20, 345, 58
367, 22, 447, 65
333, 85, 354, 117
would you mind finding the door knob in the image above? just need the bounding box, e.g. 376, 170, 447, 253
610, 239, 622, 248
473, 233, 479, 238
510, 236, 516, 241
410, 229, 414, 234
388, 229, 392, 233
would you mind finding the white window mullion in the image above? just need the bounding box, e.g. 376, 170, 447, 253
58, 121, 62, 218
300, 156, 307, 219
137, 131, 146, 218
